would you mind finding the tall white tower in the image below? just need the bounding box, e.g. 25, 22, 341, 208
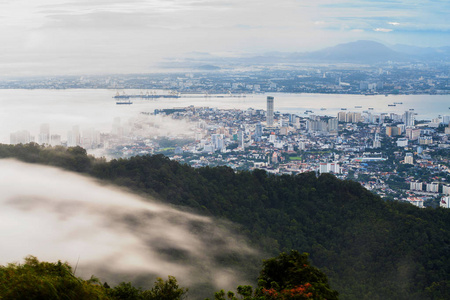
267, 96, 274, 127
403, 111, 415, 127
38, 123, 50, 145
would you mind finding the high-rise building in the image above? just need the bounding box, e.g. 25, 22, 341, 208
67, 125, 80, 147
403, 111, 415, 127
426, 182, 439, 193
405, 128, 421, 140
442, 184, 450, 195
410, 181, 423, 191
211, 134, 224, 151
266, 96, 274, 127
404, 153, 414, 164
440, 196, 450, 208
319, 162, 341, 174
386, 126, 400, 137
238, 130, 245, 149
38, 123, 50, 145
373, 133, 381, 148
328, 118, 338, 133
10, 130, 33, 144
254, 123, 262, 141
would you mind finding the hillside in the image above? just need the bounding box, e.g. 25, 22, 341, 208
1, 143, 450, 300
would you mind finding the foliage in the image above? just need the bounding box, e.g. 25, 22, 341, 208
209, 251, 338, 300
0, 256, 188, 300
2, 144, 450, 299
142, 276, 188, 300
0, 256, 109, 300
257, 251, 338, 300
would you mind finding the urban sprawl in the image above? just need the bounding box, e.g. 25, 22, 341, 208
10, 95, 450, 210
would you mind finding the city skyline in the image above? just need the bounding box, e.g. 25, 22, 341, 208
1, 0, 449, 76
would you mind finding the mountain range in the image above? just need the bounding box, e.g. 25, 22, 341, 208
162, 40, 450, 68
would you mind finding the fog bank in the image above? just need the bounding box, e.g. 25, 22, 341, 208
0, 159, 258, 295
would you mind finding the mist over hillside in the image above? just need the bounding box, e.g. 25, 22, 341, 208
1, 144, 450, 299
0, 159, 260, 298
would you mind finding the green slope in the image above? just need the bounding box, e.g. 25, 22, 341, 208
1, 143, 450, 300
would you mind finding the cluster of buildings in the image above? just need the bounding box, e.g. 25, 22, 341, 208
10, 124, 102, 149
8, 95, 450, 208
1, 61, 449, 95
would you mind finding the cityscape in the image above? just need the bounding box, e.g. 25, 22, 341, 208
2, 0, 450, 298
2, 60, 449, 95
9, 93, 450, 210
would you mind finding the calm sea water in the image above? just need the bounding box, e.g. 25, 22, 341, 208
0, 89, 449, 144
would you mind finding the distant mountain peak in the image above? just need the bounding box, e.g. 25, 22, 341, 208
306, 40, 403, 63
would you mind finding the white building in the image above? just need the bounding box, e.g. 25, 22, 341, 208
410, 181, 423, 191
319, 162, 341, 174
38, 123, 50, 145
426, 182, 439, 193
404, 153, 414, 164
406, 197, 424, 208
396, 138, 408, 147
10, 130, 33, 144
443, 184, 450, 195
440, 196, 450, 208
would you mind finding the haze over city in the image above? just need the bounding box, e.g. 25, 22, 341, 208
1, 0, 449, 76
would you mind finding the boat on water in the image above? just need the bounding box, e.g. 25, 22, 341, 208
116, 100, 133, 105
388, 104, 396, 107
355, 106, 362, 108
394, 102, 403, 104
320, 108, 326, 110
113, 91, 180, 99
368, 108, 374, 110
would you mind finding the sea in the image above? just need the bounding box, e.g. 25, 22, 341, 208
0, 89, 449, 144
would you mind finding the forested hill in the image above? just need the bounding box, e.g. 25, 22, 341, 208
1, 143, 450, 300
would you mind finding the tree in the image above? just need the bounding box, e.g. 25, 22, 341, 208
142, 276, 188, 300
208, 251, 339, 300
0, 256, 109, 300
257, 251, 338, 300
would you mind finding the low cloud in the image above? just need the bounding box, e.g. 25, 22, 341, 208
374, 28, 393, 32
0, 159, 260, 297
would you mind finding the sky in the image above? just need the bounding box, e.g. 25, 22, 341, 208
1, 0, 449, 75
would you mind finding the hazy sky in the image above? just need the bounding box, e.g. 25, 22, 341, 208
1, 0, 449, 75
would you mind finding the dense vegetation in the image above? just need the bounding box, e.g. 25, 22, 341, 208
210, 250, 339, 300
0, 256, 188, 300
0, 251, 336, 300
1, 143, 450, 299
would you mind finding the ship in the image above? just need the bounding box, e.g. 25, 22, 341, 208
355, 106, 362, 108
113, 91, 180, 99
388, 104, 396, 107
116, 100, 133, 105
320, 108, 327, 110
394, 102, 403, 104
341, 108, 347, 110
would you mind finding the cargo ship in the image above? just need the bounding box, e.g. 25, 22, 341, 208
116, 100, 133, 105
